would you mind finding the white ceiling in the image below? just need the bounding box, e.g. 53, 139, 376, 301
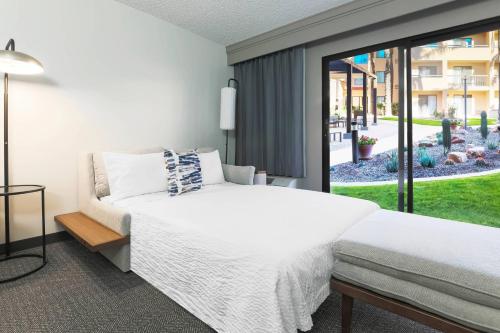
115, 0, 354, 46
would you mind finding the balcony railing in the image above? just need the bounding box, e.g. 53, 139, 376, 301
415, 43, 490, 49
447, 75, 489, 89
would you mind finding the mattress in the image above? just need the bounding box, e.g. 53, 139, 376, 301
108, 183, 380, 333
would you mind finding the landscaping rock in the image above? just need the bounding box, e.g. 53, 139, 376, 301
467, 146, 486, 158
451, 136, 465, 144
447, 152, 467, 163
475, 157, 488, 167
418, 139, 434, 147
330, 128, 499, 183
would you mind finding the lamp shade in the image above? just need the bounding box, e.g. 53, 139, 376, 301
220, 86, 236, 130
0, 50, 44, 75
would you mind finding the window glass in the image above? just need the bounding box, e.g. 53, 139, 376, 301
376, 71, 385, 83
417, 95, 437, 116
352, 96, 362, 109
449, 38, 473, 47
354, 54, 368, 64
376, 50, 386, 58
453, 66, 473, 76
353, 78, 364, 86
418, 66, 438, 76
376, 96, 385, 104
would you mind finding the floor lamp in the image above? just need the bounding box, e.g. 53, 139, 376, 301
220, 78, 238, 164
0, 39, 44, 252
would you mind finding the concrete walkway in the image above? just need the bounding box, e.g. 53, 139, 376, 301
330, 120, 441, 166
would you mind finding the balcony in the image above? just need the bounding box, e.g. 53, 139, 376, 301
447, 75, 489, 90
412, 75, 445, 91
412, 45, 491, 62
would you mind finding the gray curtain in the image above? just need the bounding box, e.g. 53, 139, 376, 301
234, 46, 305, 178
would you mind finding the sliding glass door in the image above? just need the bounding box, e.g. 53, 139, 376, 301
324, 19, 500, 228
406, 27, 500, 227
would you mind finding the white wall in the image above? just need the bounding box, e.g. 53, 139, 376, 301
300, 0, 500, 191
0, 0, 232, 243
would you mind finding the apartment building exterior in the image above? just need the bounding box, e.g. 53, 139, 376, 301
411, 31, 499, 119
330, 30, 499, 120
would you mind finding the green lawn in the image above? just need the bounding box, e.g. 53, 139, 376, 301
331, 173, 500, 228
380, 116, 496, 126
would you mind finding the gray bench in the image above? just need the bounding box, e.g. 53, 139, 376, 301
332, 210, 500, 333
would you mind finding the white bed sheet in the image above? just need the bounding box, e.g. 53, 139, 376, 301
109, 183, 379, 333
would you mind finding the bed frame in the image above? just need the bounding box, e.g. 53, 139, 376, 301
331, 278, 481, 333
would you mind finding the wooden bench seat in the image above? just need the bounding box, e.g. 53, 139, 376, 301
55, 212, 129, 252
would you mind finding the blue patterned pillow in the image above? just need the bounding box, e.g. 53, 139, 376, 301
164, 149, 202, 196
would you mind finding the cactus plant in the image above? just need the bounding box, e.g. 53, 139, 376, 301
436, 132, 443, 145
487, 140, 498, 150
442, 118, 451, 155
480, 111, 488, 140
384, 151, 398, 173
418, 147, 436, 168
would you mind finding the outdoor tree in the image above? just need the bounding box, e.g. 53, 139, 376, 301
385, 48, 394, 116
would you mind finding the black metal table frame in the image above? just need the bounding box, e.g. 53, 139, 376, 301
0, 185, 46, 283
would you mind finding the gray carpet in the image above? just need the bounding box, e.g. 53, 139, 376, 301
0, 240, 439, 333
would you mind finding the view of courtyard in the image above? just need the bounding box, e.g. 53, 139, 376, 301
329, 30, 500, 227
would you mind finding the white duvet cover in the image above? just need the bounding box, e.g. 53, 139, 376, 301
108, 184, 379, 333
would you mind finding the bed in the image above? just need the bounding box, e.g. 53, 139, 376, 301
101, 183, 379, 332
74, 149, 500, 333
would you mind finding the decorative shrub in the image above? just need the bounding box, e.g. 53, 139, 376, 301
358, 135, 378, 146
487, 140, 498, 150
384, 151, 398, 173
448, 105, 457, 119
433, 109, 444, 119
480, 111, 488, 139
475, 157, 488, 167
376, 102, 385, 112
436, 132, 443, 145
444, 159, 455, 166
450, 119, 461, 127
418, 147, 436, 168
442, 119, 451, 155
391, 103, 399, 116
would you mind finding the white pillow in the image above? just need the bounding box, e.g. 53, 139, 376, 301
198, 150, 225, 185
102, 152, 168, 200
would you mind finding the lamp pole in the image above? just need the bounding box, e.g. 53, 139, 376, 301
3, 39, 14, 255
463, 76, 468, 130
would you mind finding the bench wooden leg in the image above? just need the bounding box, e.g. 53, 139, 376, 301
341, 294, 353, 333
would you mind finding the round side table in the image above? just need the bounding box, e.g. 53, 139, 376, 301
0, 185, 47, 283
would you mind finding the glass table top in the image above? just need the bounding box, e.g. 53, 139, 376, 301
0, 185, 45, 196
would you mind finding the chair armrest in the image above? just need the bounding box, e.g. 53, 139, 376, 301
81, 198, 131, 236
222, 164, 255, 185
78, 152, 130, 236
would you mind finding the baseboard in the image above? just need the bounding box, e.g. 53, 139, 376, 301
0, 231, 71, 255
